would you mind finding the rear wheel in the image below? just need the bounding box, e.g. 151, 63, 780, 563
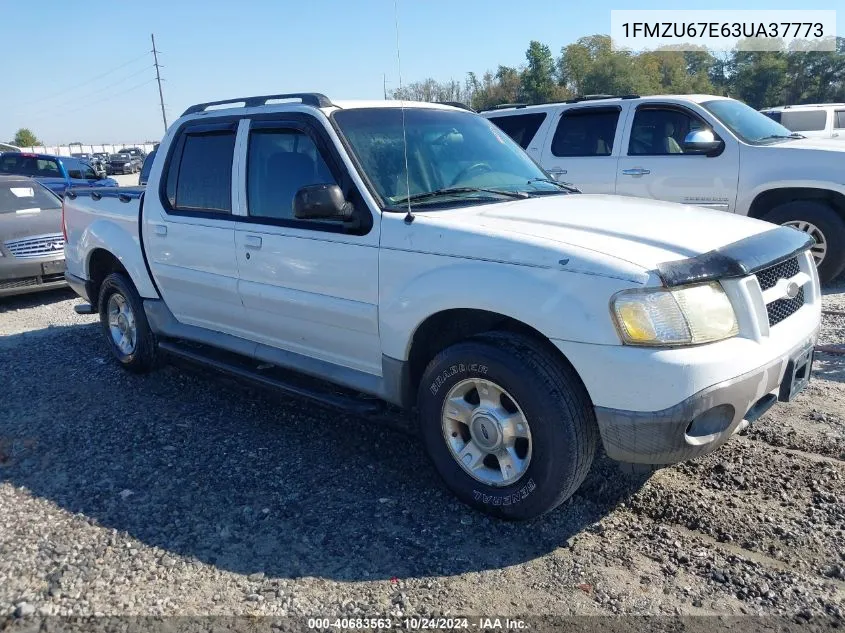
98, 272, 158, 373
763, 201, 845, 283
417, 331, 598, 520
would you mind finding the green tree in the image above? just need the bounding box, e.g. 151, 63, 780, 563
12, 128, 40, 147
730, 50, 789, 109
521, 41, 556, 104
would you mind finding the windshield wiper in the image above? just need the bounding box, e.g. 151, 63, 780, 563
391, 187, 528, 206
757, 132, 806, 142
527, 178, 581, 194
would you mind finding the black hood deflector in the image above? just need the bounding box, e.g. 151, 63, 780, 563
657, 227, 814, 287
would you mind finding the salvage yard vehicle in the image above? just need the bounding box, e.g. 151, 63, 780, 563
482, 95, 845, 282
0, 175, 66, 296
0, 152, 117, 197
107, 152, 141, 175
760, 103, 845, 141
63, 93, 821, 520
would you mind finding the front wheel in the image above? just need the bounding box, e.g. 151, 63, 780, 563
98, 272, 158, 373
417, 332, 598, 520
763, 201, 845, 283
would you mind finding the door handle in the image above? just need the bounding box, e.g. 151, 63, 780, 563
244, 235, 262, 249
154, 224, 167, 236
622, 168, 651, 176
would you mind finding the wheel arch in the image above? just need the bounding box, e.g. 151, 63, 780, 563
747, 187, 845, 221
404, 308, 587, 407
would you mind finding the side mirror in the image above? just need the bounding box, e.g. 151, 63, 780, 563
683, 129, 723, 155
293, 184, 353, 220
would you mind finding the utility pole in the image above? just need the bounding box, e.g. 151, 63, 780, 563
151, 33, 168, 133
383, 74, 388, 100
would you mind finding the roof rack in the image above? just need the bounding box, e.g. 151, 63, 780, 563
564, 94, 640, 104
182, 93, 334, 116
436, 101, 476, 113
478, 103, 528, 113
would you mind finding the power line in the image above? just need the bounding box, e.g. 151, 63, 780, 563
27, 65, 156, 117
16, 52, 150, 109
29, 78, 157, 122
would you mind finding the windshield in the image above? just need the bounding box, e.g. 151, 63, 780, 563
0, 180, 60, 213
332, 107, 561, 208
701, 99, 796, 144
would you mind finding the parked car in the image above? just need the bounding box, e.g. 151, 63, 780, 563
0, 175, 66, 296
0, 143, 21, 153
63, 93, 820, 520
71, 152, 107, 179
108, 152, 142, 175
481, 95, 845, 282
760, 104, 845, 141
119, 147, 147, 160
138, 148, 156, 185
0, 153, 118, 197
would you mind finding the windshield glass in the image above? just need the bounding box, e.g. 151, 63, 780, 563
702, 99, 796, 144
0, 180, 60, 213
332, 107, 561, 208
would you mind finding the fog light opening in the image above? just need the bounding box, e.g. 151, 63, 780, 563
685, 404, 735, 445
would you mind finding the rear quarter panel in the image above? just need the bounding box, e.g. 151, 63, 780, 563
64, 189, 159, 298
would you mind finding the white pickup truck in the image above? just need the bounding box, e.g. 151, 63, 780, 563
63, 93, 821, 520
482, 94, 845, 283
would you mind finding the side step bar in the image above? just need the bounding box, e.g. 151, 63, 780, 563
157, 340, 385, 416
74, 303, 96, 315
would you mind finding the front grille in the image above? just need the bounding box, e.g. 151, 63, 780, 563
755, 256, 800, 291
4, 234, 65, 259
767, 288, 805, 326
0, 277, 38, 290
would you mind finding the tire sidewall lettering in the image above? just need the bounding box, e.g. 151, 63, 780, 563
429, 363, 488, 396
473, 478, 537, 506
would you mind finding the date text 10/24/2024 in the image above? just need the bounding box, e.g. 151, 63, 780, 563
306, 617, 528, 630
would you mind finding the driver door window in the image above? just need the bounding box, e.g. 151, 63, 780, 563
628, 108, 704, 156
246, 128, 338, 222
82, 163, 98, 179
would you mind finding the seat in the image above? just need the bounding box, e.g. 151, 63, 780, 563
662, 122, 682, 154
257, 152, 317, 219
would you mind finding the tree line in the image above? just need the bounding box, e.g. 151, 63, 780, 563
390, 35, 845, 111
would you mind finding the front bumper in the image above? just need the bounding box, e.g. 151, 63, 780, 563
0, 256, 67, 297
591, 331, 818, 464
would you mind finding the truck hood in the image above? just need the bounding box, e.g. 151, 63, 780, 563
768, 137, 845, 152
407, 194, 781, 275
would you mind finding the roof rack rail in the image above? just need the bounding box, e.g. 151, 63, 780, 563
436, 101, 477, 113
182, 93, 334, 116
564, 94, 640, 104
478, 103, 528, 112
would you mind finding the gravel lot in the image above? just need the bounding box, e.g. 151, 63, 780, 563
0, 276, 843, 622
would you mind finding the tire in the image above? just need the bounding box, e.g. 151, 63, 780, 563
417, 331, 598, 520
97, 272, 158, 373
762, 201, 845, 283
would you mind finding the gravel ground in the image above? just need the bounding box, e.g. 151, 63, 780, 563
0, 279, 843, 623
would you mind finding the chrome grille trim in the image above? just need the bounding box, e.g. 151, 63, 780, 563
4, 233, 65, 259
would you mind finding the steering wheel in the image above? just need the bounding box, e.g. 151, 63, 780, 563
449, 162, 493, 187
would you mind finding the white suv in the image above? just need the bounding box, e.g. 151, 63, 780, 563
760, 103, 845, 141
482, 95, 845, 282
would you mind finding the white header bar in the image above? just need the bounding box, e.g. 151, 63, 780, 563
610, 10, 837, 52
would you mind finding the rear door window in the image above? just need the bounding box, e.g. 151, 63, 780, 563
835, 110, 845, 129
164, 129, 236, 213
551, 107, 621, 157
779, 110, 827, 132
486, 113, 547, 149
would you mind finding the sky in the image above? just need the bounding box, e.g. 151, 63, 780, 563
2, 0, 842, 145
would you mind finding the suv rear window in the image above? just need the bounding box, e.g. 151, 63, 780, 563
835, 110, 845, 129
0, 154, 62, 178
551, 107, 620, 157
164, 130, 235, 213
779, 110, 827, 132
486, 113, 547, 149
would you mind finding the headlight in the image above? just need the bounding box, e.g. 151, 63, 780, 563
611, 281, 738, 346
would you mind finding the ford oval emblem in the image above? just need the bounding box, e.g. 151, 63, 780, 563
785, 281, 800, 300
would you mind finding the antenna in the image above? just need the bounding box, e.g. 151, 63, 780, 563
151, 33, 168, 133
393, 0, 414, 224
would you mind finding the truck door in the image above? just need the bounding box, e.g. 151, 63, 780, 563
538, 105, 627, 194
615, 104, 739, 213
141, 120, 249, 337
